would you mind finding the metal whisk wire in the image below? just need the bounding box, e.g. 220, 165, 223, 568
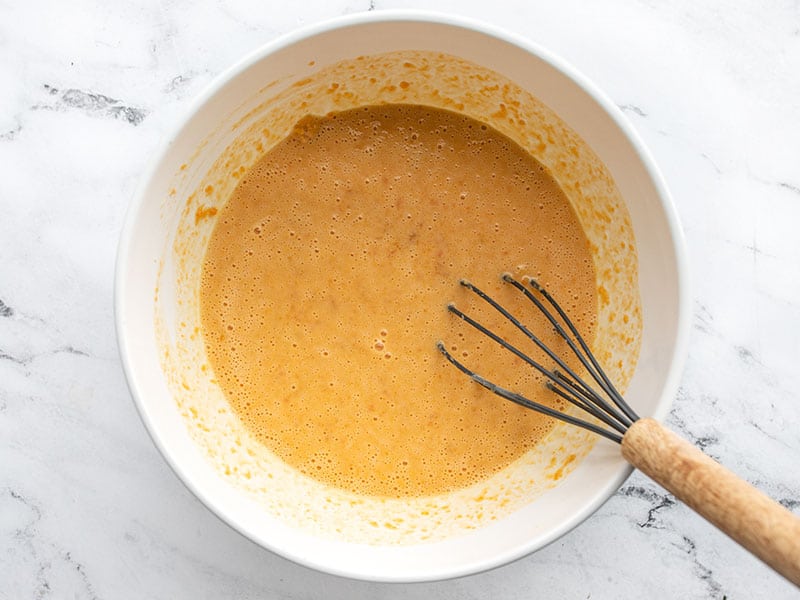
436, 274, 640, 444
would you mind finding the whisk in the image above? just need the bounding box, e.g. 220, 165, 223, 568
438, 274, 800, 586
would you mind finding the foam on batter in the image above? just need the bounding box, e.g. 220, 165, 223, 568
199, 104, 596, 498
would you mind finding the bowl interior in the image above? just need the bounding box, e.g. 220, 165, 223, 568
116, 13, 687, 582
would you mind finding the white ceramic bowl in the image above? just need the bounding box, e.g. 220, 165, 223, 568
116, 11, 689, 582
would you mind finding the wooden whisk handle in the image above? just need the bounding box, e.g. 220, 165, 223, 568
621, 418, 800, 586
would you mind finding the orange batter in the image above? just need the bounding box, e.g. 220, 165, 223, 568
199, 104, 597, 498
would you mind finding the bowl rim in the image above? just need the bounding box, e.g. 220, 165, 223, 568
115, 8, 691, 582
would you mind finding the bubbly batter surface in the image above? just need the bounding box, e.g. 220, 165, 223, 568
200, 104, 597, 498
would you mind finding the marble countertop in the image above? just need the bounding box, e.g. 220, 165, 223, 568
2, 1, 799, 598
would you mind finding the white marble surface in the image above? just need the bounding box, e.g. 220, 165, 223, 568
1, 0, 799, 597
